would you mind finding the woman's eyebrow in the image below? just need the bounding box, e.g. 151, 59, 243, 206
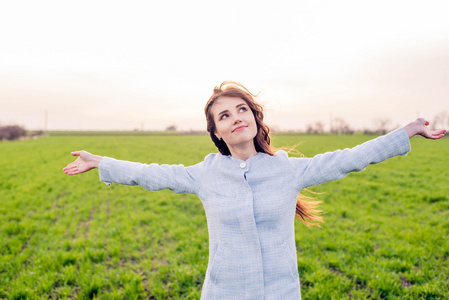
217, 109, 229, 117
217, 103, 247, 116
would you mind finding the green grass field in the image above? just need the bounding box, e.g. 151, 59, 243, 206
1, 134, 448, 299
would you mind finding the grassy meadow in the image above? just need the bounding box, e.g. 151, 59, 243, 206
0, 133, 448, 299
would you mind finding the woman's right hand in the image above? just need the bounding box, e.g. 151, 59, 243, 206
63, 151, 103, 175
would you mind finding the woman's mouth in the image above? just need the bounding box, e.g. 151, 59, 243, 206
232, 126, 247, 133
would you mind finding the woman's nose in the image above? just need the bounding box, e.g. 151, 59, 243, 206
233, 117, 242, 125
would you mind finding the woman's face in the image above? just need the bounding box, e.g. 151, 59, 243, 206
212, 96, 258, 149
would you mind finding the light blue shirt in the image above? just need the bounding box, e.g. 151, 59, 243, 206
99, 128, 411, 299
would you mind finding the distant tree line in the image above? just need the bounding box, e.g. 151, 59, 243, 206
305, 112, 449, 135
0, 124, 45, 141
2, 111, 448, 140
0, 125, 27, 141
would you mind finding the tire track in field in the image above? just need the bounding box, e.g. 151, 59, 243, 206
82, 205, 96, 239
103, 191, 153, 295
71, 194, 95, 239
2, 190, 67, 283
101, 193, 111, 250
13, 189, 64, 263
327, 264, 372, 296
106, 194, 111, 224
69, 203, 79, 240
50, 190, 67, 227
109, 190, 154, 295
140, 224, 156, 295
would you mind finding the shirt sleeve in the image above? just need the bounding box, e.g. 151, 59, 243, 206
288, 128, 411, 190
98, 157, 202, 195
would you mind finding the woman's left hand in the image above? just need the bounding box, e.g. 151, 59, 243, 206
403, 118, 446, 139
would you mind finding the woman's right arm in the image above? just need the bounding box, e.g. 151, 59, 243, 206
63, 150, 202, 195
63, 150, 103, 175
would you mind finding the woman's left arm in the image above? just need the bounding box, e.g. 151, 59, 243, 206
289, 118, 446, 189
403, 118, 446, 139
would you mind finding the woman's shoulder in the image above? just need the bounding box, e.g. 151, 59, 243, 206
273, 149, 299, 161
202, 152, 228, 165
274, 149, 288, 157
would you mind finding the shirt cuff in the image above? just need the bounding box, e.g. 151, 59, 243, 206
98, 157, 113, 185
390, 127, 411, 157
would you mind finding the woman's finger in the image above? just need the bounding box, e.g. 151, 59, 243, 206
63, 162, 78, 170
66, 161, 78, 168
428, 129, 446, 139
65, 169, 79, 175
63, 166, 76, 173
63, 164, 77, 171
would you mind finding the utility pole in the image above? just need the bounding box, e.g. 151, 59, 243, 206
45, 110, 48, 133
329, 113, 333, 135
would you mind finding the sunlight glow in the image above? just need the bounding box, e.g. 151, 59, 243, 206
1, 0, 448, 131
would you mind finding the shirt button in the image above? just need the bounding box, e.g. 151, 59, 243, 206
240, 162, 247, 169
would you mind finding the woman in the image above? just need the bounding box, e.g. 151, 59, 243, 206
63, 81, 446, 299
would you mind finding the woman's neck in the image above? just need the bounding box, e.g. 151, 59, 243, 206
228, 143, 258, 161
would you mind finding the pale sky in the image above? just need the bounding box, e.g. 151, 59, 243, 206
1, 0, 448, 131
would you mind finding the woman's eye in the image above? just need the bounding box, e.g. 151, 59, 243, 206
239, 107, 247, 112
220, 114, 228, 120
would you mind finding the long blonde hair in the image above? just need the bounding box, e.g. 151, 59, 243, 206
204, 81, 323, 227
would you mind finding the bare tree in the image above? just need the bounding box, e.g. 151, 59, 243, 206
332, 118, 353, 134
372, 118, 392, 135
306, 121, 325, 134
432, 111, 449, 130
